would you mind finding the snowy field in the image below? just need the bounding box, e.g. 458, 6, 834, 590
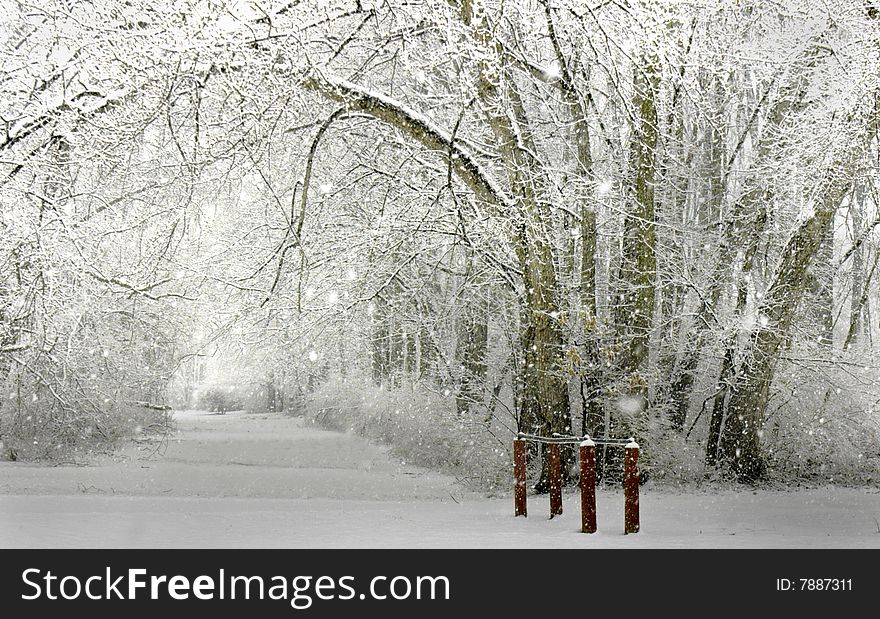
1, 410, 879, 548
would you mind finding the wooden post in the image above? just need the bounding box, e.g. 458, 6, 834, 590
624, 439, 640, 534
548, 443, 563, 517
514, 439, 527, 517
579, 439, 597, 533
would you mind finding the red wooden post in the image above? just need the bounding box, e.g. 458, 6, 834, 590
514, 439, 527, 517
624, 439, 640, 534
579, 439, 597, 533
548, 443, 563, 517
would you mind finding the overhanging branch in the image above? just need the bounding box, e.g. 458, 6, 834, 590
302, 72, 511, 210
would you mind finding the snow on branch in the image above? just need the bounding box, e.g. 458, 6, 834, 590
303, 72, 512, 210
1, 88, 128, 154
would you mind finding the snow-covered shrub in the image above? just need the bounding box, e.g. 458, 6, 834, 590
196, 386, 244, 413
0, 375, 171, 463
761, 360, 880, 484
0, 304, 179, 462
303, 372, 513, 492
632, 407, 709, 485
576, 391, 710, 485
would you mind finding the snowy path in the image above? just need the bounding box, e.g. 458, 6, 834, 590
1, 410, 879, 548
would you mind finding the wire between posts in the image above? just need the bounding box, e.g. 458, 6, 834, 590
516, 432, 634, 446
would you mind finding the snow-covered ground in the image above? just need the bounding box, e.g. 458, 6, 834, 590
1, 410, 878, 548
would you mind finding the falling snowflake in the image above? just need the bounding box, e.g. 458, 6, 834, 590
543, 61, 562, 81
615, 395, 645, 415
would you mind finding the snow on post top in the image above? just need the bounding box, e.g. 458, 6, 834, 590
580, 438, 595, 447
626, 438, 639, 449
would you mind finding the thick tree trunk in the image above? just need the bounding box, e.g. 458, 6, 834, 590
579, 200, 604, 438
574, 86, 604, 442
686, 64, 880, 480
463, 2, 575, 486
705, 343, 733, 466
521, 274, 572, 488
720, 207, 839, 479
599, 52, 659, 480
720, 92, 880, 480
808, 218, 835, 347
614, 54, 659, 380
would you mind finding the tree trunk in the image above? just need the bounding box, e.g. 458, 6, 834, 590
455, 297, 488, 415
808, 218, 835, 347
844, 185, 868, 350
668, 70, 726, 431
705, 343, 733, 467
371, 299, 390, 385
720, 93, 880, 480
614, 53, 660, 381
